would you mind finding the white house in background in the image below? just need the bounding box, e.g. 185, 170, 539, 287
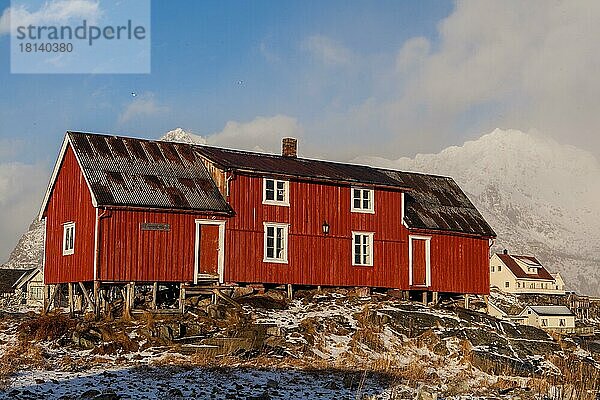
519, 305, 575, 330
490, 251, 565, 295
14, 268, 44, 306
0, 268, 43, 308
487, 301, 526, 324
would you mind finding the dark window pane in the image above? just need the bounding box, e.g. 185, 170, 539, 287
265, 180, 275, 200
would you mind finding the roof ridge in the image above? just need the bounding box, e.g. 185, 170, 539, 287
68, 131, 453, 181
375, 166, 454, 180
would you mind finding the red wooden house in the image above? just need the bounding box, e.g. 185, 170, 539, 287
39, 132, 495, 311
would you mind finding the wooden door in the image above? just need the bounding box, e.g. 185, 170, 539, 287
199, 225, 220, 275
412, 239, 427, 286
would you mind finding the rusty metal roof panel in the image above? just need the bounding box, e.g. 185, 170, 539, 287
378, 169, 496, 237
497, 254, 554, 280
68, 132, 232, 213
194, 146, 407, 188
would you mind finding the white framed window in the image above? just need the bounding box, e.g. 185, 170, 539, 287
498, 265, 502, 272
559, 318, 566, 327
263, 178, 289, 206
351, 188, 374, 213
263, 223, 289, 263
541, 319, 548, 327
62, 222, 75, 256
352, 231, 374, 266
491, 266, 495, 272
505, 281, 510, 288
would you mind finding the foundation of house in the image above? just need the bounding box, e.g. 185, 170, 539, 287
43, 282, 482, 318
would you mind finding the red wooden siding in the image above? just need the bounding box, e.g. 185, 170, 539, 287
223, 174, 409, 288
98, 209, 222, 282
44, 146, 96, 284
426, 232, 490, 294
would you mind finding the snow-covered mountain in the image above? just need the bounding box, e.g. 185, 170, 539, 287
161, 127, 207, 144
2, 219, 45, 270
358, 129, 600, 295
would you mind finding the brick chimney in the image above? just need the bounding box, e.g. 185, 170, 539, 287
282, 137, 297, 157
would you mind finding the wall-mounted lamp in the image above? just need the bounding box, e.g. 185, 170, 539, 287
322, 220, 330, 235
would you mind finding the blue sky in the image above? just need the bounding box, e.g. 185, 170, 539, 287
1, 0, 599, 261
0, 0, 452, 164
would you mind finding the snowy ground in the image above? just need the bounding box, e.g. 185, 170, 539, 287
3, 367, 397, 400
0, 290, 596, 399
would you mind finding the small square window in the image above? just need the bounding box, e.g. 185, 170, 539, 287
352, 232, 374, 266
62, 222, 75, 256
351, 188, 374, 213
498, 266, 502, 272
263, 178, 289, 206
504, 281, 510, 288
491, 266, 495, 272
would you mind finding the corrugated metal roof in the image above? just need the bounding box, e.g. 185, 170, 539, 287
194, 146, 408, 188
527, 305, 574, 316
497, 253, 554, 280
377, 169, 496, 237
68, 132, 233, 213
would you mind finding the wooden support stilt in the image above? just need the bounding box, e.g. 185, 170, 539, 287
151, 282, 158, 309
402, 290, 408, 301
422, 291, 428, 305
79, 282, 95, 311
44, 284, 60, 314
432, 292, 439, 305
93, 281, 101, 317
483, 294, 489, 306
43, 285, 50, 314
179, 283, 186, 314
130, 282, 135, 312
68, 283, 74, 316
317, 285, 322, 292
464, 294, 470, 309
287, 284, 293, 300
123, 284, 131, 318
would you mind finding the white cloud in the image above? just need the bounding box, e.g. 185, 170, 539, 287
118, 93, 169, 125
0, 0, 101, 36
302, 35, 354, 66
0, 161, 47, 263
302, 1, 600, 158
395, 37, 430, 74
206, 115, 303, 154
396, 0, 600, 153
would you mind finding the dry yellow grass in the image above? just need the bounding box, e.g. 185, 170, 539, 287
17, 311, 74, 342
0, 342, 48, 389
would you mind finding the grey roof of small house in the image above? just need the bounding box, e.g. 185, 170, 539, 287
527, 305, 574, 316
0, 268, 33, 294
377, 169, 496, 237
67, 132, 233, 213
